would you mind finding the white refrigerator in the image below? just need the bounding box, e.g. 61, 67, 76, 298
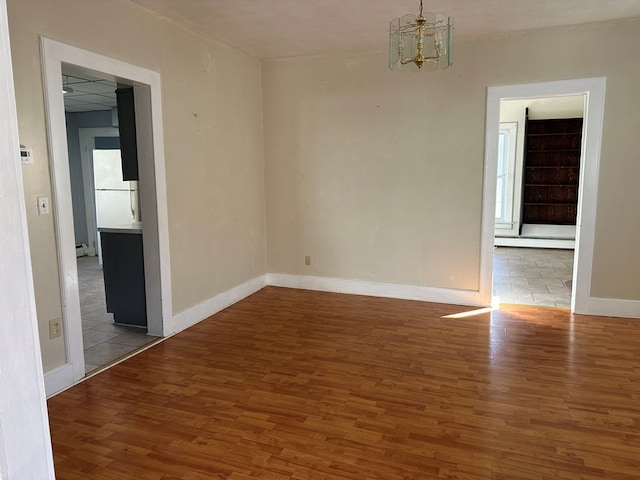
93, 149, 140, 262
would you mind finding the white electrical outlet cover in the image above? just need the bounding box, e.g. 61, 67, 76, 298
37, 196, 50, 215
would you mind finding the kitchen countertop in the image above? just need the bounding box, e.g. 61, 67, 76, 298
97, 222, 143, 234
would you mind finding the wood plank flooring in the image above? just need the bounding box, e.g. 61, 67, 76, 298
48, 286, 640, 479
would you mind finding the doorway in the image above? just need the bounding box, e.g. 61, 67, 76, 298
492, 95, 584, 308
479, 77, 606, 314
41, 38, 172, 393
63, 72, 154, 373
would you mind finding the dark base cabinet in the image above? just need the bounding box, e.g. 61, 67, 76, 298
100, 232, 147, 327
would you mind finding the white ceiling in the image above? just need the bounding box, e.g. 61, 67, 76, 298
502, 95, 585, 121
129, 0, 640, 59
62, 71, 117, 113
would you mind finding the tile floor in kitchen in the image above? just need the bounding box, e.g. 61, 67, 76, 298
78, 255, 157, 374
493, 247, 574, 308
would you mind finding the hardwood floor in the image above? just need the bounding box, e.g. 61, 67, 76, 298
48, 286, 640, 479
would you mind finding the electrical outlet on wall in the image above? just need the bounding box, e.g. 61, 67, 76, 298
49, 318, 61, 339
305, 255, 311, 266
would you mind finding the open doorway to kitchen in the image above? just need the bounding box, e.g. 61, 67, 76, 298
492, 95, 584, 308
41, 38, 172, 394
62, 67, 153, 373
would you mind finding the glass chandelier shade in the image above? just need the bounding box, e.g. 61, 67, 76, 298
389, 1, 453, 71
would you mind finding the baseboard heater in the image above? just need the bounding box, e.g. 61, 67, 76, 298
75, 244, 88, 257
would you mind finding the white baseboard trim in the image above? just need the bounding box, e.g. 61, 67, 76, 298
577, 297, 640, 319
172, 274, 268, 333
520, 224, 576, 239
267, 273, 484, 307
44, 363, 73, 398
494, 237, 575, 249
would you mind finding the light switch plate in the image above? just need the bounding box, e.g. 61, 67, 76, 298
37, 196, 50, 215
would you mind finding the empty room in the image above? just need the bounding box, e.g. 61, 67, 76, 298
1, 0, 640, 479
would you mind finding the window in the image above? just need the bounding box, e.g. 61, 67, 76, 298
495, 123, 518, 226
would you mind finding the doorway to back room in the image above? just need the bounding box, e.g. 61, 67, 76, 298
492, 95, 585, 308
481, 77, 606, 315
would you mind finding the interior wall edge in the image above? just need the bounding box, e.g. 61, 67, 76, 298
0, 0, 55, 474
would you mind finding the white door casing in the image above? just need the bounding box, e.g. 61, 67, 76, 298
40, 37, 173, 395
481, 77, 606, 314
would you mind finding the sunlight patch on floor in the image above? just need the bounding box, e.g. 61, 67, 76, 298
442, 307, 495, 319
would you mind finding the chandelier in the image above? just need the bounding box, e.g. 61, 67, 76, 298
389, 0, 453, 71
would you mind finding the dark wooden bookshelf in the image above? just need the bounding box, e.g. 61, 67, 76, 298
522, 115, 583, 225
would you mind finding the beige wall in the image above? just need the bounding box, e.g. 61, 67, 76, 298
8, 0, 266, 371
263, 19, 640, 300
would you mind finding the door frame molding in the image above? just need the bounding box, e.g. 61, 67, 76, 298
40, 37, 173, 393
480, 77, 606, 313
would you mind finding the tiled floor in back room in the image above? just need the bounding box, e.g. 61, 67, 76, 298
78, 256, 157, 373
493, 247, 574, 308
